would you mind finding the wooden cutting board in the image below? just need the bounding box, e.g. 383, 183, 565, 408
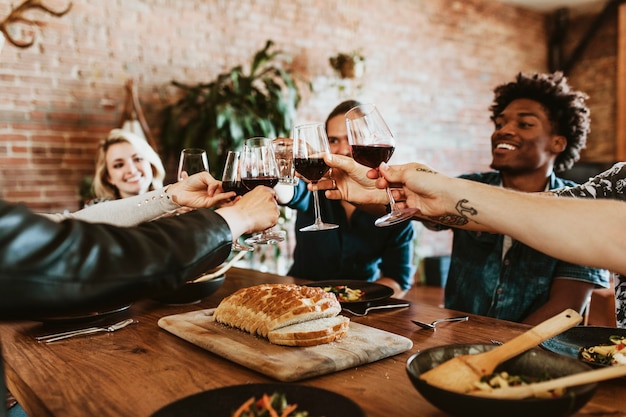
158, 308, 413, 382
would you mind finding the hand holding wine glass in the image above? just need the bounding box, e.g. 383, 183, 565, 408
177, 148, 209, 181
292, 123, 339, 232
221, 150, 254, 251
345, 103, 418, 226
239, 137, 286, 245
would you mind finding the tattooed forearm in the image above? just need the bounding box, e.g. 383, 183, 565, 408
427, 214, 469, 226
425, 199, 477, 226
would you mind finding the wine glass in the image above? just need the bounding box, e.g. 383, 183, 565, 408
272, 138, 298, 185
221, 151, 249, 197
221, 151, 254, 252
239, 137, 286, 245
345, 103, 418, 227
177, 148, 209, 181
292, 123, 339, 232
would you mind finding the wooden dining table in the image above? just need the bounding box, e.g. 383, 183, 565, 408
1, 266, 625, 417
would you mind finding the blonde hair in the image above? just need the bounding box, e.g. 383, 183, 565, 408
92, 129, 165, 200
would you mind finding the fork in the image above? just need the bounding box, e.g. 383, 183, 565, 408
411, 315, 469, 330
36, 318, 137, 343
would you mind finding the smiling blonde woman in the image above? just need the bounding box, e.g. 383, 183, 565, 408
92, 129, 166, 201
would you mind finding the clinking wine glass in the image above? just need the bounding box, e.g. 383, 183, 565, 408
345, 103, 418, 227
221, 150, 254, 252
292, 123, 339, 232
221, 150, 249, 197
177, 148, 209, 181
239, 137, 286, 245
273, 138, 298, 186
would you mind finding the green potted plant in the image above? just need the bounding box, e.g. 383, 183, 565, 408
160, 40, 310, 178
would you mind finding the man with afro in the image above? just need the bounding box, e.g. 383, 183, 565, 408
428, 72, 609, 324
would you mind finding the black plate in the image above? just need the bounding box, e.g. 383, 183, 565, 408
34, 304, 132, 324
304, 280, 393, 303
151, 383, 365, 417
541, 325, 626, 368
151, 275, 225, 305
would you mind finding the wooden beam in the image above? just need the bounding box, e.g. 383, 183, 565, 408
618, 3, 626, 160
563, 0, 624, 75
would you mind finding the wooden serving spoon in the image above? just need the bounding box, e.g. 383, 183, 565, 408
419, 309, 583, 393
471, 364, 626, 399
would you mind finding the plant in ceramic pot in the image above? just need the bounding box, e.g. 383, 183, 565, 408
160, 40, 310, 179
329, 51, 366, 79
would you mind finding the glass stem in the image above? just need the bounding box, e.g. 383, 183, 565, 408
312, 183, 323, 226
385, 186, 398, 212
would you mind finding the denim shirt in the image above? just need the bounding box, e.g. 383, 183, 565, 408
285, 181, 415, 290
444, 171, 610, 322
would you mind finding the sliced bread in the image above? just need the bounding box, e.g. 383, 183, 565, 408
268, 315, 350, 346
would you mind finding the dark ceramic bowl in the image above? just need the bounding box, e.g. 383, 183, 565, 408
152, 275, 225, 305
406, 343, 597, 417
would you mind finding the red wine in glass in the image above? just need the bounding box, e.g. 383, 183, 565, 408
292, 123, 339, 232
293, 157, 329, 181
221, 180, 249, 196
350, 144, 395, 168
239, 137, 285, 245
177, 148, 209, 181
345, 103, 418, 227
221, 150, 254, 251
241, 176, 279, 190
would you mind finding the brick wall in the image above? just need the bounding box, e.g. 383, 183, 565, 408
0, 0, 616, 258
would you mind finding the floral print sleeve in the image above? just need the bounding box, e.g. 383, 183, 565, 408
617, 276, 626, 328
555, 162, 626, 328
554, 162, 626, 200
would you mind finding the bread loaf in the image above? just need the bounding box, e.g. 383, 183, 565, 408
214, 283, 348, 346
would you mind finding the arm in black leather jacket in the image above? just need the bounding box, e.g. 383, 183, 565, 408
0, 200, 233, 320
